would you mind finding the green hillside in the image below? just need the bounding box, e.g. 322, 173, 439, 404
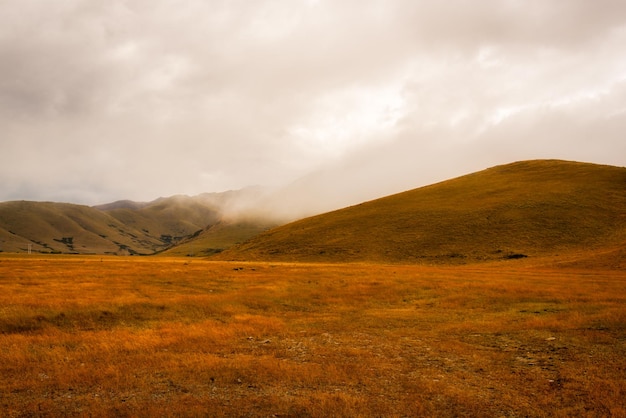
214, 160, 626, 265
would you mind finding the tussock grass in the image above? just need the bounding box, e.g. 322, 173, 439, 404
1, 255, 624, 416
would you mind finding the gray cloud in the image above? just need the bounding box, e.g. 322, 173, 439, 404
1, 0, 625, 210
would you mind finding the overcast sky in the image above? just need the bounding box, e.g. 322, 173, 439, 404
1, 0, 626, 209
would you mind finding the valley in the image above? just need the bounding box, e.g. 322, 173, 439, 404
3, 160, 626, 267
1, 159, 625, 416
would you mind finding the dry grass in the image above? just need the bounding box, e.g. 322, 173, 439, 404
0, 254, 625, 417
216, 160, 626, 264
160, 221, 277, 257
0, 195, 223, 255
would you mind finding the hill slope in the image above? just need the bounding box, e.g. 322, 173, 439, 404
158, 219, 278, 257
99, 195, 221, 247
214, 160, 626, 265
0, 189, 271, 255
0, 201, 163, 254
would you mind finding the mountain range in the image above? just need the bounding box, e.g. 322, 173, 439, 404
1, 160, 625, 267
0, 187, 274, 255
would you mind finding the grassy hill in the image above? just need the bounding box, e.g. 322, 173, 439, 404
99, 195, 221, 247
0, 201, 163, 254
158, 219, 278, 257
214, 160, 626, 265
0, 190, 265, 255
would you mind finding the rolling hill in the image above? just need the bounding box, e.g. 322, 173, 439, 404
213, 160, 626, 266
157, 219, 279, 257
0, 188, 273, 255
97, 195, 221, 248
0, 201, 163, 255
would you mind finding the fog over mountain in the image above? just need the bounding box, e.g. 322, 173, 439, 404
1, 1, 625, 212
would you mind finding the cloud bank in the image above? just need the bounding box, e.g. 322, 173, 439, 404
1, 0, 625, 211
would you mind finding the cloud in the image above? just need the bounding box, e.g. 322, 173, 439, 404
0, 0, 625, 210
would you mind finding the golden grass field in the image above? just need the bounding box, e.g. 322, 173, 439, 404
1, 254, 624, 417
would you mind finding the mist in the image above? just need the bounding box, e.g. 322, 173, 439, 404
1, 0, 625, 217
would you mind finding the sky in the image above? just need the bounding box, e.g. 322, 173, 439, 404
1, 0, 626, 212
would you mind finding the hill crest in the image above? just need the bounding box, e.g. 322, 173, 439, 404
214, 159, 626, 266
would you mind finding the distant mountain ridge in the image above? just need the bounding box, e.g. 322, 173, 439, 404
214, 160, 626, 267
93, 200, 152, 211
0, 187, 272, 255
